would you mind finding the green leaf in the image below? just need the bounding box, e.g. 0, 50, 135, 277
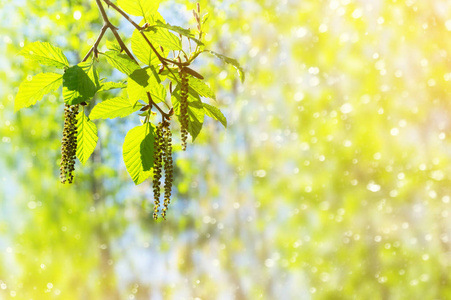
205, 50, 245, 83
98, 80, 127, 92
203, 103, 227, 128
131, 28, 167, 67
169, 72, 215, 100
123, 123, 155, 185
146, 27, 182, 51
106, 40, 122, 52
63, 61, 100, 105
172, 87, 205, 141
14, 73, 63, 112
117, 0, 159, 22
19, 41, 69, 69
90, 97, 141, 119
101, 51, 140, 76
76, 111, 98, 165
189, 77, 215, 99
152, 20, 204, 46
127, 67, 165, 104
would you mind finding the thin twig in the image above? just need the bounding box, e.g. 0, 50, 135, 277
82, 24, 108, 62
147, 92, 171, 120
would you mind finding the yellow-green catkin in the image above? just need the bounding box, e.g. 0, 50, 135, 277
60, 104, 79, 184
152, 122, 164, 219
162, 121, 173, 219
180, 68, 189, 151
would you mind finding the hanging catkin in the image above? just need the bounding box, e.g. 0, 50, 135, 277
60, 104, 79, 184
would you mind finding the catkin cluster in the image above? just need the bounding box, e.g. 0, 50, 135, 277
180, 68, 189, 151
60, 104, 79, 184
153, 121, 174, 220
162, 122, 173, 219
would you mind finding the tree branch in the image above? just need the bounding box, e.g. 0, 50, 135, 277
82, 0, 174, 119
102, 0, 188, 68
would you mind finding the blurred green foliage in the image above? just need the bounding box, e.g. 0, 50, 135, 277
2, 0, 451, 299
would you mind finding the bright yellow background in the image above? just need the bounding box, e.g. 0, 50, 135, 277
1, 0, 451, 299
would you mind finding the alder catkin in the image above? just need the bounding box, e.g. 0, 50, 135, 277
152, 122, 164, 219
60, 104, 79, 184
162, 121, 173, 219
180, 68, 189, 151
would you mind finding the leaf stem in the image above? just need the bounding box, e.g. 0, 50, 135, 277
147, 92, 171, 120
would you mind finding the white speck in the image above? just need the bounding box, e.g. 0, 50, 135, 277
340, 103, 353, 114
420, 59, 428, 67
73, 10, 82, 20
27, 201, 37, 209
439, 132, 446, 140
374, 235, 382, 242
343, 140, 352, 147
442, 196, 450, 203
319, 201, 329, 210
309, 77, 320, 86
41, 264, 46, 269
329, 0, 339, 9
233, 202, 240, 209
352, 9, 362, 19
265, 259, 274, 267
390, 190, 398, 197
253, 170, 266, 177
47, 283, 53, 289
367, 182, 381, 192
446, 20, 451, 31
249, 47, 259, 57
320, 272, 330, 282
410, 279, 419, 286
422, 254, 429, 261
319, 24, 328, 32
377, 17, 385, 24
296, 27, 308, 38
294, 91, 304, 102
308, 67, 320, 74
420, 274, 430, 282
390, 128, 399, 136
219, 71, 227, 80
